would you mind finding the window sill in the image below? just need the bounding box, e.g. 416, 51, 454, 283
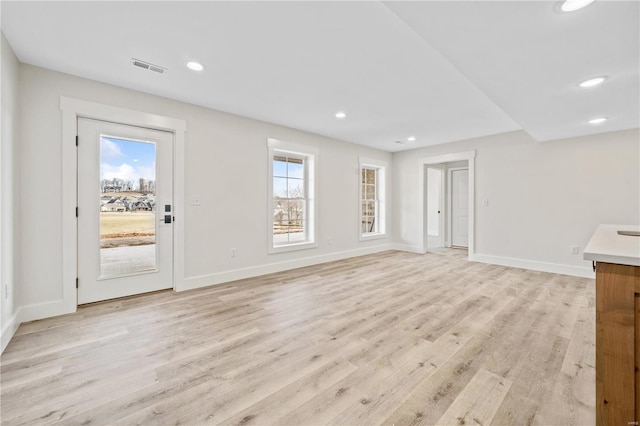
359, 233, 387, 242
269, 241, 318, 254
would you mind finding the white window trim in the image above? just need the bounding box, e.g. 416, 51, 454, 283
267, 138, 318, 253
359, 157, 387, 241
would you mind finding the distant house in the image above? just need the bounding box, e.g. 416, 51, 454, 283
100, 198, 126, 212
100, 196, 113, 207
131, 201, 152, 212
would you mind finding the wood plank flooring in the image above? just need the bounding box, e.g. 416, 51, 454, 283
0, 250, 595, 425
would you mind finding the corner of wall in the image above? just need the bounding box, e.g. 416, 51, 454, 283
1, 31, 23, 353
1, 308, 21, 353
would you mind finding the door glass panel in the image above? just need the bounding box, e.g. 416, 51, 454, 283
99, 136, 157, 277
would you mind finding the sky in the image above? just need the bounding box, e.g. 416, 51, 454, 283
100, 136, 156, 184
273, 158, 304, 198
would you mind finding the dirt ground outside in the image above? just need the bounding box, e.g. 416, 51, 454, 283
100, 212, 155, 248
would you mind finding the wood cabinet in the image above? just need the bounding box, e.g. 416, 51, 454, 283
596, 261, 640, 425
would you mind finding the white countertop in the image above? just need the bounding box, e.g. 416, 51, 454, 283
584, 224, 640, 267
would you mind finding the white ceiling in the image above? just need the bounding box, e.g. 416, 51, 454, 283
1, 1, 638, 152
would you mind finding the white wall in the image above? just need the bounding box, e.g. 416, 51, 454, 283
1, 32, 20, 351
16, 64, 392, 319
393, 129, 640, 276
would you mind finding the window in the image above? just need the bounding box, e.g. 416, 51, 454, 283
268, 139, 317, 252
360, 158, 386, 239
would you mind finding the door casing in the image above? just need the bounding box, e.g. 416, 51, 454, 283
61, 97, 186, 314
418, 151, 475, 257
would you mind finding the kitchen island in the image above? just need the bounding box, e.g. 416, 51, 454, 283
584, 224, 640, 426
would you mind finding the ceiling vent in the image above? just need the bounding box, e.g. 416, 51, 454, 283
132, 58, 166, 74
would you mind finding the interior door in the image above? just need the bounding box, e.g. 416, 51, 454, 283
77, 118, 173, 304
451, 168, 469, 248
427, 166, 444, 248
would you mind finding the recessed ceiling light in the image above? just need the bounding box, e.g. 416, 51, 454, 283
187, 61, 204, 71
335, 111, 347, 119
407, 136, 416, 142
588, 117, 607, 124
579, 77, 606, 88
560, 0, 595, 12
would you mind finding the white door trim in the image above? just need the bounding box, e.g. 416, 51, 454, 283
60, 97, 186, 314
448, 167, 469, 248
418, 151, 475, 257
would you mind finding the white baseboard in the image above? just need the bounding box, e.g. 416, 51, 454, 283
19, 299, 73, 323
470, 253, 595, 278
389, 243, 423, 253
1, 309, 21, 353
181, 244, 393, 291
1, 246, 594, 354
1, 299, 75, 354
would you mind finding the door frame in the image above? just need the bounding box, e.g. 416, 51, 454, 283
61, 97, 186, 313
448, 166, 469, 248
418, 151, 475, 257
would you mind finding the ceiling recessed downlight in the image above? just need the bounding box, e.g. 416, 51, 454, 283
560, 0, 595, 12
407, 136, 416, 142
588, 117, 608, 124
335, 111, 347, 119
579, 77, 606, 88
187, 61, 204, 71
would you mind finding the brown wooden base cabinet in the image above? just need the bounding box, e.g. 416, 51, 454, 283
596, 261, 640, 425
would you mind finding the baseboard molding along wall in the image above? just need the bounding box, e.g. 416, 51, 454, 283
2, 245, 595, 354
1, 310, 20, 353
1, 299, 73, 354
470, 253, 595, 279
181, 244, 393, 291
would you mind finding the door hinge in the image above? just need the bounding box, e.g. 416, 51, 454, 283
76, 278, 79, 289
75, 207, 78, 217
75, 135, 78, 146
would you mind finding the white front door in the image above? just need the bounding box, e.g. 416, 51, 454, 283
77, 118, 174, 304
451, 168, 469, 248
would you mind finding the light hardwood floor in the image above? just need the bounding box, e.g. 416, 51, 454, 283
0, 250, 595, 425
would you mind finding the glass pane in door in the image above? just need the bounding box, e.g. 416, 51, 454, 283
99, 136, 157, 277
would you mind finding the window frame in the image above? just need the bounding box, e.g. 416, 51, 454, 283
268, 138, 318, 253
359, 157, 387, 241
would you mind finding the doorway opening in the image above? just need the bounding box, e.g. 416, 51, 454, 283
420, 151, 475, 257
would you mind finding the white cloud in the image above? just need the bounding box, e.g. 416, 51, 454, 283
100, 138, 123, 161
101, 163, 155, 182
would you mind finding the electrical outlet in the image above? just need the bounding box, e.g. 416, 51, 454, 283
190, 196, 201, 206
570, 245, 579, 255
482, 199, 489, 206
231, 248, 237, 258
4, 284, 8, 300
